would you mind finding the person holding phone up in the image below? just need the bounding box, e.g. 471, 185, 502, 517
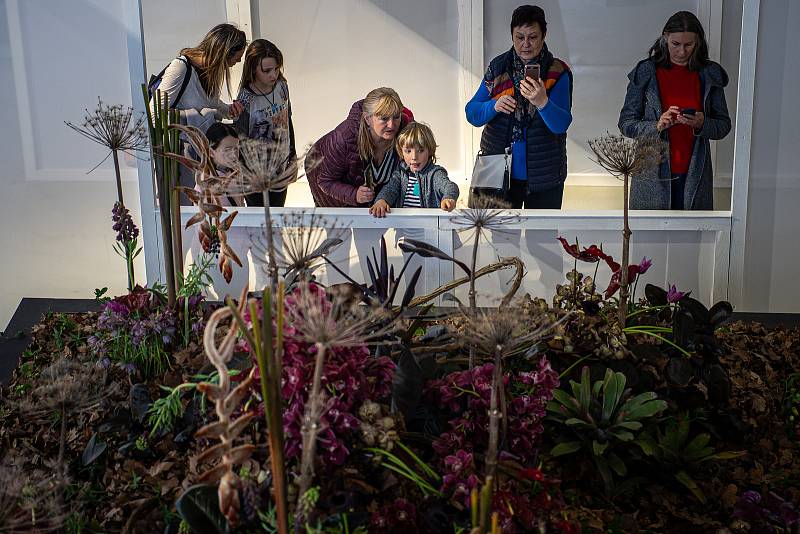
619, 11, 731, 210
465, 5, 573, 209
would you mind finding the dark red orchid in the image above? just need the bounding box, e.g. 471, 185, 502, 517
558, 237, 602, 263
604, 257, 653, 298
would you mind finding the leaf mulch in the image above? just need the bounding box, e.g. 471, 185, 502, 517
1, 312, 799, 532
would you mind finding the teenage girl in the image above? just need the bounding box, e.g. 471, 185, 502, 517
235, 39, 296, 207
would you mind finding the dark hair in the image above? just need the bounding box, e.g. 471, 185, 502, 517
510, 5, 547, 35
239, 39, 285, 94
648, 11, 709, 71
206, 122, 238, 149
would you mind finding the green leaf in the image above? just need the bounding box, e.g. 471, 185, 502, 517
674, 471, 706, 503
578, 367, 592, 412
610, 430, 635, 442
601, 371, 626, 424
552, 389, 579, 413
615, 421, 643, 431
175, 484, 230, 534
550, 441, 582, 457
635, 433, 658, 457
564, 418, 594, 429
624, 399, 667, 421
606, 452, 627, 477
707, 451, 747, 461
592, 440, 609, 456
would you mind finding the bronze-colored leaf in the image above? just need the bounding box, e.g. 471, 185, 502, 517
196, 462, 227, 484
227, 444, 256, 465
196, 382, 223, 401
219, 211, 238, 232
224, 375, 255, 414
200, 202, 226, 215
227, 412, 255, 441
176, 186, 201, 204
220, 240, 243, 268
194, 421, 226, 440
196, 441, 227, 465
220, 256, 233, 283
184, 211, 205, 229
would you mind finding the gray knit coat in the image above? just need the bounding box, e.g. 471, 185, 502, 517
618, 59, 731, 210
375, 161, 460, 208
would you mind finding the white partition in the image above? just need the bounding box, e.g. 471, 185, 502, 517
177, 208, 730, 307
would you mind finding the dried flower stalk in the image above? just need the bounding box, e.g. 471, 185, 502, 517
0, 455, 68, 533
287, 283, 397, 527
588, 133, 665, 326
450, 196, 520, 366
195, 287, 256, 526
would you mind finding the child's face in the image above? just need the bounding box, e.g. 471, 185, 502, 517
401, 144, 430, 172
255, 57, 280, 90
210, 135, 239, 169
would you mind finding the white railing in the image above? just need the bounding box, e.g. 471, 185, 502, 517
161, 207, 731, 306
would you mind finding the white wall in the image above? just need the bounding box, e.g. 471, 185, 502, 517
0, 0, 143, 329
740, 0, 800, 313
255, 0, 464, 181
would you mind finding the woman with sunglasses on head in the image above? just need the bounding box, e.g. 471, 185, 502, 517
619, 11, 731, 210
235, 39, 295, 208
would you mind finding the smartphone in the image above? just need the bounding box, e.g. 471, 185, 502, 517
681, 108, 696, 116
524, 64, 541, 82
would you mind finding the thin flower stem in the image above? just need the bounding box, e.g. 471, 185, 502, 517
559, 354, 593, 379
623, 329, 692, 357
626, 304, 672, 319
297, 341, 328, 528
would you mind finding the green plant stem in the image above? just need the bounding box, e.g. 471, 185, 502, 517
263, 190, 279, 290
626, 304, 672, 320
485, 346, 502, 483
559, 354, 593, 379
623, 328, 692, 357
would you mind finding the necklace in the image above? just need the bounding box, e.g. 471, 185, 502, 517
250, 83, 277, 109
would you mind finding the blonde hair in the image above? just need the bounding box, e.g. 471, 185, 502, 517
396, 122, 437, 164
239, 39, 285, 95
357, 87, 404, 162
181, 23, 247, 99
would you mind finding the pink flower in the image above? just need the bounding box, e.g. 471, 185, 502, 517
667, 284, 687, 303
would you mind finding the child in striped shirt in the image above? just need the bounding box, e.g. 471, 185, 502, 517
369, 122, 459, 217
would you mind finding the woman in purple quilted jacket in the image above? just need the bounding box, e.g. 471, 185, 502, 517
306, 87, 414, 207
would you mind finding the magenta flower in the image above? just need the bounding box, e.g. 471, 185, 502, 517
667, 284, 687, 303
637, 257, 653, 274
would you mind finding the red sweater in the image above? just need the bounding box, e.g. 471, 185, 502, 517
656, 64, 701, 174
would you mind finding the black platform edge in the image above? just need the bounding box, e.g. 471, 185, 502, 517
730, 312, 800, 328
1, 298, 101, 387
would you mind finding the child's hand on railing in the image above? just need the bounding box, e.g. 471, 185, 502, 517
440, 198, 456, 212
369, 199, 391, 218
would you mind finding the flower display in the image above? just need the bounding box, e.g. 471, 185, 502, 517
424, 357, 559, 504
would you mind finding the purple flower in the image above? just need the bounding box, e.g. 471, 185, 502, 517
666, 284, 687, 303
112, 201, 139, 242
638, 256, 653, 274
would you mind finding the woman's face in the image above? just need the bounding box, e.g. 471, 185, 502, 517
226, 48, 244, 67
665, 32, 697, 66
512, 23, 544, 62
365, 112, 402, 142
210, 135, 239, 168
255, 57, 280, 90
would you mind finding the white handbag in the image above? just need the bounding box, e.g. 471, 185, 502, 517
468, 148, 512, 206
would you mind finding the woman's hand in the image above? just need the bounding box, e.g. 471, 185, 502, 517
676, 110, 705, 132
228, 100, 244, 118
440, 198, 456, 212
657, 106, 680, 132
494, 95, 517, 115
520, 77, 548, 109
369, 199, 390, 217
356, 185, 375, 204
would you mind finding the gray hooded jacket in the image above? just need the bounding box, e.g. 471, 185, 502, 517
375, 161, 460, 208
618, 59, 731, 210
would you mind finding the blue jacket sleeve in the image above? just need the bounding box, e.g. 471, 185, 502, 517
537, 74, 572, 134
465, 83, 498, 127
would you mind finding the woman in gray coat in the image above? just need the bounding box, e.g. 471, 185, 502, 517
618, 11, 731, 210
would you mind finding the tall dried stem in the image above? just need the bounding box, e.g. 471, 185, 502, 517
588, 133, 664, 327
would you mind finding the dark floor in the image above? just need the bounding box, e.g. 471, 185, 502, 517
1, 299, 799, 387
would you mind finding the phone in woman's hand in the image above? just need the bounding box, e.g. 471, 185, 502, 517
681, 108, 696, 117
524, 64, 540, 82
